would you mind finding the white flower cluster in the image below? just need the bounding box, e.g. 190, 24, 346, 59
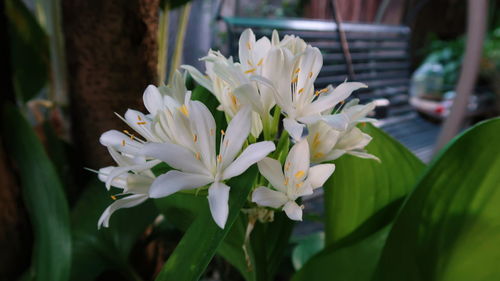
96, 29, 378, 229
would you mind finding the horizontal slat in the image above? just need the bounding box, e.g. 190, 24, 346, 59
321, 62, 410, 75
323, 52, 408, 63
224, 17, 410, 34
251, 30, 410, 42
317, 70, 409, 82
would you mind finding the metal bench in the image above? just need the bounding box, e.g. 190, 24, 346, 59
223, 17, 440, 162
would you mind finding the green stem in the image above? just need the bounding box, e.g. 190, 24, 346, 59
271, 106, 281, 138
168, 3, 192, 83
157, 2, 170, 85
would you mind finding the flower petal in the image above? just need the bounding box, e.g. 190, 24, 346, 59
98, 194, 148, 228
222, 141, 276, 180
322, 113, 349, 131
283, 118, 305, 142
149, 170, 213, 198
303, 82, 367, 115
283, 201, 303, 221
98, 166, 127, 189
285, 139, 310, 181
143, 85, 163, 115
189, 101, 217, 172
220, 106, 252, 169
238, 29, 256, 69
257, 157, 286, 192
347, 150, 381, 162
252, 187, 288, 208
100, 130, 143, 155
142, 142, 210, 175
308, 164, 336, 189
181, 65, 214, 93
208, 181, 231, 229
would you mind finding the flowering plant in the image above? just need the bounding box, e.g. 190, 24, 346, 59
96, 29, 378, 231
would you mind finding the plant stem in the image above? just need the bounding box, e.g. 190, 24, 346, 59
157, 1, 170, 85
168, 3, 192, 83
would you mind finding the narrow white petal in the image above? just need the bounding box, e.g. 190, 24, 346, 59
149, 170, 213, 198
222, 141, 276, 180
308, 164, 336, 189
142, 142, 209, 175
322, 113, 350, 131
98, 166, 127, 189
104, 161, 158, 190
125, 174, 154, 194
232, 84, 264, 115
208, 181, 231, 229
220, 106, 252, 169
283, 201, 303, 221
100, 130, 143, 155
347, 150, 381, 162
252, 187, 288, 208
98, 194, 148, 228
189, 101, 217, 172
143, 85, 163, 115
257, 157, 286, 192
303, 82, 367, 115
238, 29, 255, 68
181, 65, 214, 93
283, 118, 305, 141
285, 139, 310, 181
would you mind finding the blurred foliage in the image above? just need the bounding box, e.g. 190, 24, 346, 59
5, 0, 49, 103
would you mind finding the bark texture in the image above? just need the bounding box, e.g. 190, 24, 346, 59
63, 0, 159, 168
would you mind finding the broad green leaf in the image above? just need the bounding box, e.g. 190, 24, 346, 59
154, 166, 258, 281
324, 124, 425, 246
292, 226, 390, 281
2, 104, 70, 281
291, 232, 325, 271
375, 118, 500, 281
5, 0, 49, 102
70, 181, 157, 281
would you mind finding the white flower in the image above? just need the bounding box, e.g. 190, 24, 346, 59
142, 105, 275, 228
96, 147, 157, 228
256, 45, 367, 141
251, 140, 335, 221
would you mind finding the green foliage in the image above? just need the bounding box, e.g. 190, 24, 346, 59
5, 0, 49, 102
70, 182, 158, 281
375, 118, 500, 281
154, 166, 258, 281
2, 104, 71, 281
292, 226, 390, 281
291, 232, 325, 271
324, 124, 425, 247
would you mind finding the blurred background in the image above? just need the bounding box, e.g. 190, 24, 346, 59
1, 0, 499, 280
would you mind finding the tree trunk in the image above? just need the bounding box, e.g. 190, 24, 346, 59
62, 0, 159, 168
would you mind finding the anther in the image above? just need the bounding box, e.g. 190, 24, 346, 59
257, 58, 263, 66
244, 68, 256, 74
294, 170, 305, 179
111, 195, 117, 200
217, 154, 222, 162
195, 152, 201, 160
294, 68, 301, 74
221, 129, 225, 135
136, 121, 147, 125
121, 140, 126, 146
308, 72, 313, 78
246, 42, 251, 50
298, 88, 304, 94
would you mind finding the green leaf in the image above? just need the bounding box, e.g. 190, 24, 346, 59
2, 104, 71, 281
291, 232, 325, 271
5, 0, 49, 102
292, 226, 390, 281
375, 118, 500, 281
154, 166, 258, 281
70, 180, 158, 281
324, 124, 425, 246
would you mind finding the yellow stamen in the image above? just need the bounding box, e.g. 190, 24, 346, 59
315, 88, 329, 96
294, 68, 301, 74
313, 152, 325, 159
130, 135, 135, 140
257, 58, 264, 66
193, 134, 198, 143
121, 140, 126, 146
309, 72, 313, 78
294, 170, 305, 179
312, 132, 321, 148
111, 195, 117, 200
137, 115, 142, 121
291, 76, 298, 84
340, 100, 345, 104
123, 130, 130, 134
284, 177, 289, 186
296, 182, 303, 188
179, 104, 189, 117
196, 152, 201, 160
221, 129, 225, 135
230, 94, 238, 106
298, 88, 304, 94
247, 59, 253, 66
361, 122, 367, 127
217, 154, 222, 162
244, 68, 256, 74
136, 121, 147, 125
246, 42, 251, 50
285, 162, 291, 171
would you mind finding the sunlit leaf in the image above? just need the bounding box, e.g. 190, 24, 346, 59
375, 118, 500, 281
